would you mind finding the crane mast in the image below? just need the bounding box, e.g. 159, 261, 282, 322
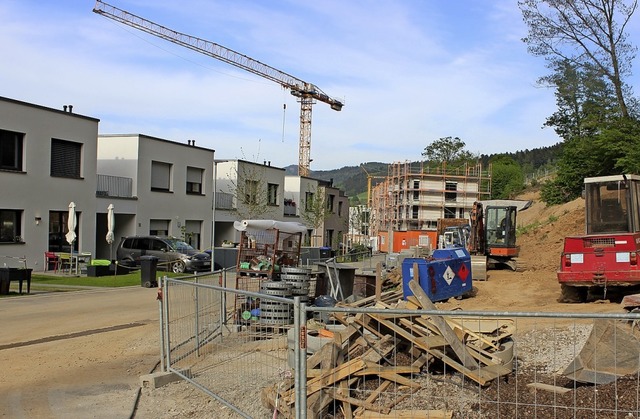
93, 0, 343, 176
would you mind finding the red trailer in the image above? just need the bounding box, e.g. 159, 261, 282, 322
558, 174, 640, 302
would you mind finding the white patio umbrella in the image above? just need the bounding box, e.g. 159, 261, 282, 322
106, 204, 115, 260
65, 202, 77, 248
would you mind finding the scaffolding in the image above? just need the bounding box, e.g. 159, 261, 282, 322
370, 161, 492, 237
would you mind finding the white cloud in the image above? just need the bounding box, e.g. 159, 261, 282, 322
1, 1, 608, 170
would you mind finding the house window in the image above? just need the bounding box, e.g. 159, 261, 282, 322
338, 201, 343, 217
327, 194, 335, 212
268, 183, 278, 205
412, 206, 419, 219
151, 161, 172, 192
51, 138, 81, 178
149, 219, 169, 236
186, 166, 204, 195
305, 192, 314, 211
444, 207, 456, 218
445, 182, 457, 202
0, 209, 22, 243
0, 129, 24, 171
245, 179, 258, 205
48, 210, 78, 252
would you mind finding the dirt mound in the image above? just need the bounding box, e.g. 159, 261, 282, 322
516, 190, 585, 272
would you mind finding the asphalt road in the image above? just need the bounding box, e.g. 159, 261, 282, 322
0, 286, 162, 418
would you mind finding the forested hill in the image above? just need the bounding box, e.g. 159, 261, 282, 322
285, 142, 562, 203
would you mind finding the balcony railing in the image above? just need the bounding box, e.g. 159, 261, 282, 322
96, 174, 133, 198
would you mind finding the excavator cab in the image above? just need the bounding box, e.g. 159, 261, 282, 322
485, 206, 518, 259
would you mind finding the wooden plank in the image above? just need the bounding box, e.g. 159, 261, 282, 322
413, 335, 448, 349
361, 335, 397, 363
377, 371, 421, 388
353, 380, 392, 417
333, 392, 391, 415
445, 318, 500, 351
408, 276, 478, 369
397, 317, 433, 337
358, 409, 453, 419
527, 382, 572, 395
304, 358, 366, 397
367, 313, 435, 353
357, 361, 421, 376
428, 348, 510, 386
284, 358, 367, 405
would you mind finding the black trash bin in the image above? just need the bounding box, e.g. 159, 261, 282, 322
140, 256, 158, 288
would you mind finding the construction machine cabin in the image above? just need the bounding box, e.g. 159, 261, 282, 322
370, 161, 492, 253
558, 174, 640, 302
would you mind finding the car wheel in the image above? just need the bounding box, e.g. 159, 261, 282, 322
171, 260, 186, 274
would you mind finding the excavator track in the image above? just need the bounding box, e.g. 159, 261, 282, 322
514, 258, 528, 272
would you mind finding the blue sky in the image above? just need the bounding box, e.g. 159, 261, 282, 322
2, 1, 638, 171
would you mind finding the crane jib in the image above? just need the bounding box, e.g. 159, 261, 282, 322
93, 0, 343, 175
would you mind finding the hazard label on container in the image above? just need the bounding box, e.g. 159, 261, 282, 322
458, 264, 469, 281
443, 266, 455, 285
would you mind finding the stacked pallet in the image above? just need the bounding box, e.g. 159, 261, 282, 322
262, 279, 515, 418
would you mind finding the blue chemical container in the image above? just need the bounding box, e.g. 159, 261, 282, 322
402, 248, 472, 302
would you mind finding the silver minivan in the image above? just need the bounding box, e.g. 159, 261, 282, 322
116, 236, 211, 273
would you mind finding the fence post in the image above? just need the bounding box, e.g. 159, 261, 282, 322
299, 301, 307, 417
162, 275, 171, 370
294, 296, 301, 418
158, 276, 165, 372
195, 275, 200, 357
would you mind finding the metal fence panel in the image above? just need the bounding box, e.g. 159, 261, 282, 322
161, 275, 640, 418
162, 274, 293, 418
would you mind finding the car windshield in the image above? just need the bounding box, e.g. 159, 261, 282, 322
165, 239, 195, 252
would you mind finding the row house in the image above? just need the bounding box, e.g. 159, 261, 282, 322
0, 95, 349, 271
0, 97, 99, 270
0, 96, 215, 270
214, 160, 350, 248
97, 134, 215, 254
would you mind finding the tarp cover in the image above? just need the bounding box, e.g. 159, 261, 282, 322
233, 220, 307, 234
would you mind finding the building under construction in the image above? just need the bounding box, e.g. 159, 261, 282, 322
370, 161, 492, 253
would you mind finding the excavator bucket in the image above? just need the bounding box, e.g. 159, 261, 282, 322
563, 319, 640, 384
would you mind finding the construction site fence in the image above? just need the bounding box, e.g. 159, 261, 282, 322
158, 274, 640, 418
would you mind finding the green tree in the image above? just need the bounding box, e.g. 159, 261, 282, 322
300, 186, 332, 247
491, 156, 525, 199
542, 61, 620, 140
227, 163, 271, 220
422, 137, 475, 163
519, 0, 637, 118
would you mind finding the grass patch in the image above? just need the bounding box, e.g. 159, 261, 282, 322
31, 271, 185, 288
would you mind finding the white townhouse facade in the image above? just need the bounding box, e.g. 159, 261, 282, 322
215, 161, 351, 248
97, 134, 215, 254
214, 159, 289, 245
0, 95, 350, 270
0, 97, 99, 270
0, 96, 216, 270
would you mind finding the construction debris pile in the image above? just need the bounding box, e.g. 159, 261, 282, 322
262, 280, 516, 418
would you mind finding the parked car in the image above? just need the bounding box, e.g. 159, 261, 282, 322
116, 236, 211, 273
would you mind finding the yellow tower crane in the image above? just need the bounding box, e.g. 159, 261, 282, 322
360, 164, 386, 209
93, 0, 343, 177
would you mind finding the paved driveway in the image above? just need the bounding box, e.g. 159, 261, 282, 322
0, 286, 162, 418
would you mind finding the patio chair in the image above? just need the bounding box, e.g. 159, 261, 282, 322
57, 253, 72, 274
44, 252, 59, 272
